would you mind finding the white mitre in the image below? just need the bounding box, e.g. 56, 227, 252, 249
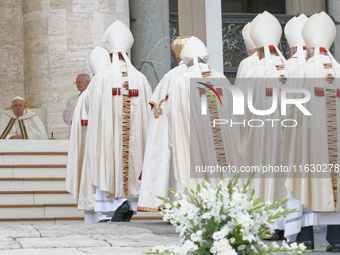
102, 20, 137, 89
103, 20, 134, 54
303, 11, 336, 50
242, 22, 256, 53
12, 96, 25, 103
89, 46, 111, 75
285, 14, 308, 48
285, 16, 297, 47
180, 36, 209, 77
250, 11, 282, 49
285, 14, 308, 65
250, 11, 287, 77
302, 12, 338, 76
180, 36, 209, 65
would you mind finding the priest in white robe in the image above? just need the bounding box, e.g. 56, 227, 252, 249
235, 11, 290, 240
283, 12, 340, 252
137, 36, 188, 212
167, 36, 241, 192
0, 97, 48, 140
83, 20, 152, 222
62, 73, 91, 126
239, 11, 289, 203
284, 14, 308, 74
66, 46, 111, 223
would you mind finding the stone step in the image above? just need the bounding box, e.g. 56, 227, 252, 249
0, 178, 66, 191
0, 204, 83, 219
0, 140, 69, 153
0, 152, 67, 165
0, 217, 84, 224
0, 191, 76, 205
0, 165, 66, 178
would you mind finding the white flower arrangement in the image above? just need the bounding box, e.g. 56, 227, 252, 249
146, 176, 309, 255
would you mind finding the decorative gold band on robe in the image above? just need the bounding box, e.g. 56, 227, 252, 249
122, 79, 131, 196
325, 88, 338, 207
18, 119, 28, 139
151, 94, 169, 119
0, 118, 27, 139
0, 117, 15, 139
137, 205, 162, 213
202, 72, 227, 168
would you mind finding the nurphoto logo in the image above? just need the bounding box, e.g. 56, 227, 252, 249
197, 80, 312, 117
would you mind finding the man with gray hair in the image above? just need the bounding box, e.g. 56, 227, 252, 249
63, 73, 90, 126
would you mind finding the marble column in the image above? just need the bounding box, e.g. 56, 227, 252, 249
328, 0, 340, 62
22, 0, 129, 139
129, 0, 171, 90
286, 0, 325, 15
0, 0, 24, 110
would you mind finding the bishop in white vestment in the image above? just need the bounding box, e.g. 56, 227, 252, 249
283, 12, 340, 251
83, 21, 152, 221
167, 36, 241, 192
237, 11, 289, 204
66, 46, 111, 223
137, 36, 188, 212
284, 14, 308, 74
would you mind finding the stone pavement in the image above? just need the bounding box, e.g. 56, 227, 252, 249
0, 220, 333, 254
0, 220, 180, 255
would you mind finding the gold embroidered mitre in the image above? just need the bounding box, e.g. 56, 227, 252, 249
171, 36, 190, 59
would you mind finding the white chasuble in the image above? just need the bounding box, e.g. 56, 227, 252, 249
84, 63, 152, 199
237, 55, 288, 204
236, 53, 259, 79
0, 109, 47, 140
138, 63, 187, 212
283, 53, 340, 241
66, 84, 95, 210
168, 63, 241, 192
284, 54, 340, 212
286, 50, 307, 76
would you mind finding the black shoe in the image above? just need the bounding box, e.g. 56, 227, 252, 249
302, 241, 314, 250
296, 226, 314, 250
327, 244, 340, 252
111, 201, 130, 222
98, 219, 109, 223
122, 210, 134, 222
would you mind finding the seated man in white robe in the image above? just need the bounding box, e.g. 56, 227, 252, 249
0, 96, 48, 140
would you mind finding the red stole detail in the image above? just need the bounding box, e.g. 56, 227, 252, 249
314, 87, 325, 97
266, 88, 273, 97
